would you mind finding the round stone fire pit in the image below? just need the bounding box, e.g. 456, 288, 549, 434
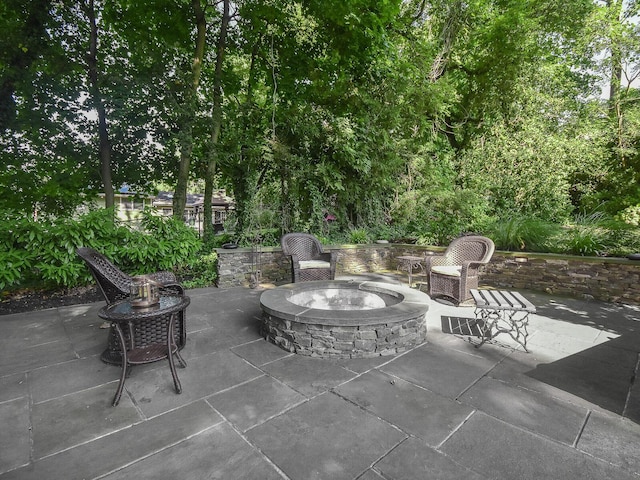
259, 280, 430, 358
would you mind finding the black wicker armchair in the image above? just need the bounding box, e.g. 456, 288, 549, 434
424, 235, 495, 305
280, 233, 337, 283
76, 247, 187, 364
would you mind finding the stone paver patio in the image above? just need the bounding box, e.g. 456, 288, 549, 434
1, 274, 640, 479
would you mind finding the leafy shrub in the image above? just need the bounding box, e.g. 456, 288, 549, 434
617, 205, 640, 226
176, 251, 218, 289
0, 208, 202, 291
348, 228, 370, 244
395, 188, 491, 246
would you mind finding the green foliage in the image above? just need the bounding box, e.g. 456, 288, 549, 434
176, 251, 218, 289
563, 225, 606, 256
486, 217, 560, 252
394, 187, 491, 246
617, 205, 640, 227
0, 208, 202, 291
2, 0, 640, 267
348, 228, 370, 245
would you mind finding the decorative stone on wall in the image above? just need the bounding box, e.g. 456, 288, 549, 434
259, 280, 430, 358
216, 245, 640, 305
262, 313, 427, 358
481, 253, 640, 305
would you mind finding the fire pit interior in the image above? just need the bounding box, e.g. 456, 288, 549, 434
260, 280, 430, 358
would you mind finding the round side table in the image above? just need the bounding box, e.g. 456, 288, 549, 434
98, 295, 190, 406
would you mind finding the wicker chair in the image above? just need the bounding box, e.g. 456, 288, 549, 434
76, 247, 187, 364
280, 233, 337, 283
424, 235, 495, 305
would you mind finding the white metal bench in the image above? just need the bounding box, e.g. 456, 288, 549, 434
470, 289, 536, 352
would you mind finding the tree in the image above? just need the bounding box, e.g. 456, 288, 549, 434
82, 0, 115, 208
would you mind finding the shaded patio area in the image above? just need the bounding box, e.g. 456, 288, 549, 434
1, 274, 640, 479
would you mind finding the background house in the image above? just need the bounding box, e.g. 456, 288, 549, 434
153, 190, 234, 235
96, 187, 234, 235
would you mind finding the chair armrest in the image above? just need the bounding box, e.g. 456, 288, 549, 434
159, 282, 185, 296
423, 254, 450, 271
460, 260, 487, 276
289, 254, 301, 266
147, 271, 177, 283
317, 252, 335, 263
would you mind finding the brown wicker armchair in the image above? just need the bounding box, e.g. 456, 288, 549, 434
76, 247, 187, 364
424, 235, 495, 305
280, 233, 337, 283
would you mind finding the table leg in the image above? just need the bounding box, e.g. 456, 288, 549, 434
473, 307, 530, 352
167, 314, 182, 394
397, 258, 424, 288
112, 323, 129, 407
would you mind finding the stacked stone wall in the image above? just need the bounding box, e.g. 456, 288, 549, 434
216, 245, 640, 305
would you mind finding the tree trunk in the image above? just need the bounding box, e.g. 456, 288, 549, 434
203, 0, 230, 241
85, 0, 114, 209
173, 0, 207, 221
606, 0, 627, 168
607, 0, 623, 107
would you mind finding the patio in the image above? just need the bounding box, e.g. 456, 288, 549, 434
1, 274, 640, 479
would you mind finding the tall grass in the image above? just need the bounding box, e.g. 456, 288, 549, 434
486, 217, 560, 252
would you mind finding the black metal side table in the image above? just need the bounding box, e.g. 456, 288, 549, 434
98, 295, 190, 406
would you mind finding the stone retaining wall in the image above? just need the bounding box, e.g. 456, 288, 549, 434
216, 245, 640, 305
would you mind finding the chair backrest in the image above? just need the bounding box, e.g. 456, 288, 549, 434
280, 233, 325, 261
444, 235, 495, 265
76, 247, 131, 304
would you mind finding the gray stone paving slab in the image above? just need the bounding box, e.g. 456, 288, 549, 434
0, 400, 222, 480
526, 347, 635, 415
260, 354, 358, 397
28, 356, 118, 403
0, 309, 67, 346
331, 353, 395, 374
207, 374, 306, 432
0, 373, 27, 403
0, 397, 30, 474
335, 370, 474, 446
102, 422, 285, 480
485, 352, 615, 413
573, 336, 640, 368
356, 469, 386, 480
527, 330, 609, 356
231, 338, 293, 366
2, 283, 640, 480
59, 303, 112, 358
626, 377, 640, 423
246, 392, 406, 480
458, 376, 588, 445
578, 410, 640, 474
32, 382, 142, 459
180, 326, 236, 359
374, 437, 487, 480
127, 348, 263, 418
0, 339, 78, 376
441, 411, 638, 480
380, 342, 505, 399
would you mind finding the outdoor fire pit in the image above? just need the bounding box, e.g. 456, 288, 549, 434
259, 280, 430, 358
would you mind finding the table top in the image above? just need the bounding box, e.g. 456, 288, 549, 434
470, 289, 536, 313
98, 295, 190, 322
396, 255, 424, 261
